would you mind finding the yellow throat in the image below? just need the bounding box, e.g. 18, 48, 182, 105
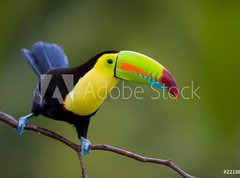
64, 54, 119, 116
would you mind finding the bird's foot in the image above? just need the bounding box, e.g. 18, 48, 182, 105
17, 113, 34, 135
81, 137, 91, 156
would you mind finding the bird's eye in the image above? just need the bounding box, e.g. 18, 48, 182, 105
107, 59, 113, 64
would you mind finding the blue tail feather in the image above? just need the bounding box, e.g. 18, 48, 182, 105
21, 41, 69, 77
21, 48, 41, 76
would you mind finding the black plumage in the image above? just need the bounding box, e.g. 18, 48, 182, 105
22, 41, 117, 139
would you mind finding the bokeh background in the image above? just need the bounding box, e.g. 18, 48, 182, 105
0, 0, 240, 177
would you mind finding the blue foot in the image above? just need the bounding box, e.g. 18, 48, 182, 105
17, 113, 34, 135
81, 137, 91, 156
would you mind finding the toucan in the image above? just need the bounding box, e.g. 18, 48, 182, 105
17, 42, 179, 155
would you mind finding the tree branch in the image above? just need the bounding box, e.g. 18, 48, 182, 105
0, 111, 195, 178
77, 151, 88, 178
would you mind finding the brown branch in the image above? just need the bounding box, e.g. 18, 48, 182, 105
0, 111, 196, 178
77, 151, 88, 178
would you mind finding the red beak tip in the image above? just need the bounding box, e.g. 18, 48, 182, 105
173, 92, 179, 101
169, 87, 179, 101
162, 69, 179, 101
176, 95, 179, 101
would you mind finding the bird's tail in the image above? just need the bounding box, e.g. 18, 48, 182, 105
21, 41, 69, 77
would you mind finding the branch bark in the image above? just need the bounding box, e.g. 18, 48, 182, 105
0, 111, 195, 178
77, 151, 88, 178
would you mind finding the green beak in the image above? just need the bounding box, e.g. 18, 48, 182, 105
115, 51, 179, 99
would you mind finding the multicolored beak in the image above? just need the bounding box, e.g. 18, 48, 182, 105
115, 51, 179, 99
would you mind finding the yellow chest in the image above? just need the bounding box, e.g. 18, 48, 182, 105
64, 69, 119, 116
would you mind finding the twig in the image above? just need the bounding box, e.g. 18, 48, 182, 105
0, 111, 196, 178
77, 151, 88, 178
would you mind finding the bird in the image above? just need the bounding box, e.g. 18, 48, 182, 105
17, 41, 179, 155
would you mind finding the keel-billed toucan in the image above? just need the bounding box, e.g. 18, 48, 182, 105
17, 42, 179, 155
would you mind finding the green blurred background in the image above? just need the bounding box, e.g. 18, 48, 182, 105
0, 0, 240, 177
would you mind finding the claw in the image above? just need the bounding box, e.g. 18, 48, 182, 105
17, 113, 34, 135
81, 137, 91, 156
